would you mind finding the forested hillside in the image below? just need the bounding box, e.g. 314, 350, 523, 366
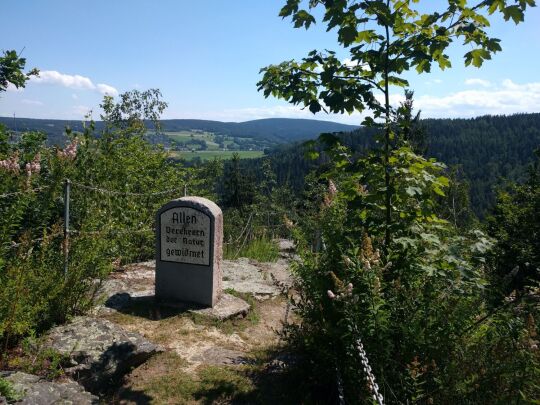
0, 116, 358, 146
245, 113, 540, 217
2, 0, 540, 401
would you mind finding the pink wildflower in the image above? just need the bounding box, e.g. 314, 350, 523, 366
328, 180, 337, 196
327, 290, 336, 300
323, 180, 338, 208
0, 152, 20, 174
25, 153, 41, 177
58, 138, 79, 160
347, 283, 353, 294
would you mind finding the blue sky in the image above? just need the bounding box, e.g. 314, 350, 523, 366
1, 0, 539, 124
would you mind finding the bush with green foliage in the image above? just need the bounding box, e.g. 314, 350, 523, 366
488, 151, 540, 298
0, 90, 198, 351
258, 0, 538, 402
286, 139, 539, 402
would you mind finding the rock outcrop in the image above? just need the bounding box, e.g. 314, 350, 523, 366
0, 371, 98, 404
43, 316, 163, 393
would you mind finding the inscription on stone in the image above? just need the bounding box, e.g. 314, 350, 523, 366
160, 207, 210, 266
155, 197, 223, 307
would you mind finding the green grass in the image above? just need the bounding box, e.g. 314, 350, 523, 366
0, 377, 22, 402
170, 150, 264, 161
224, 237, 279, 262
127, 352, 255, 404
123, 349, 313, 405
163, 130, 214, 140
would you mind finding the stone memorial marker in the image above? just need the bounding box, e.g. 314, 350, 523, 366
155, 197, 223, 307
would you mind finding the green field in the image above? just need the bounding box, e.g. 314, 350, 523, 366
169, 150, 264, 161
157, 130, 268, 153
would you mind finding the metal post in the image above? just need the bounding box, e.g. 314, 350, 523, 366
184, 184, 187, 196
63, 179, 71, 278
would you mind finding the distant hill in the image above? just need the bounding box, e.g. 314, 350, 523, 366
243, 113, 540, 218
0, 116, 359, 145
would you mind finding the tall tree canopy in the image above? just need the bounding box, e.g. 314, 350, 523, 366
0, 50, 38, 93
258, 0, 535, 246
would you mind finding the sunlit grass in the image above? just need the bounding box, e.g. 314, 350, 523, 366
224, 237, 279, 262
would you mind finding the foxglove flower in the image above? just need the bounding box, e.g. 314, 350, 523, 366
58, 139, 79, 160
0, 152, 20, 174
25, 153, 41, 177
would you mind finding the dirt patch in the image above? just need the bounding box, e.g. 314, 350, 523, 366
97, 254, 299, 404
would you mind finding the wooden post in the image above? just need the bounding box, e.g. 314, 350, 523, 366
63, 179, 71, 278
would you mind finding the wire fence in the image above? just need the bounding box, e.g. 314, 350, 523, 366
0, 186, 49, 199
0, 180, 188, 257
2, 178, 385, 403
1, 179, 287, 256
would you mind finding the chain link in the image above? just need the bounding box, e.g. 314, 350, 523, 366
5, 229, 63, 249
0, 186, 48, 199
336, 366, 346, 405
71, 227, 154, 236
356, 339, 384, 405
70, 181, 187, 197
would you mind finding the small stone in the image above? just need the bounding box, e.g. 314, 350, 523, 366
190, 293, 250, 321
277, 238, 295, 253
191, 347, 250, 365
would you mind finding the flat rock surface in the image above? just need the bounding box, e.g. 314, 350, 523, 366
0, 371, 98, 404
43, 316, 163, 393
189, 293, 250, 320
95, 255, 292, 312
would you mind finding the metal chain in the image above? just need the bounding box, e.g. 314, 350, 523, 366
70, 181, 187, 197
0, 186, 48, 199
336, 366, 346, 405
70, 227, 154, 236
283, 300, 291, 324
356, 339, 384, 405
5, 229, 63, 249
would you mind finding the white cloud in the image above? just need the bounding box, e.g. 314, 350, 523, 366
21, 99, 44, 106
425, 78, 442, 85
6, 83, 23, 92
96, 83, 118, 96
32, 70, 94, 89
414, 79, 540, 118
342, 58, 358, 67
164, 104, 364, 125
465, 78, 492, 87
196, 79, 540, 123
342, 58, 371, 71
72, 105, 92, 118
30, 70, 118, 96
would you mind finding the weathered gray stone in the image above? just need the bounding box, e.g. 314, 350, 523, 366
189, 293, 250, 320
43, 316, 163, 393
156, 197, 223, 307
277, 238, 295, 254
191, 347, 250, 365
223, 258, 287, 300
92, 255, 291, 316
1, 371, 98, 404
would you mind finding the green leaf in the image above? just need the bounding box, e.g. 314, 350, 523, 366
464, 49, 491, 67
502, 5, 524, 24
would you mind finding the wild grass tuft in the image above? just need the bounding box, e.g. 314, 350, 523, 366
224, 237, 279, 262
